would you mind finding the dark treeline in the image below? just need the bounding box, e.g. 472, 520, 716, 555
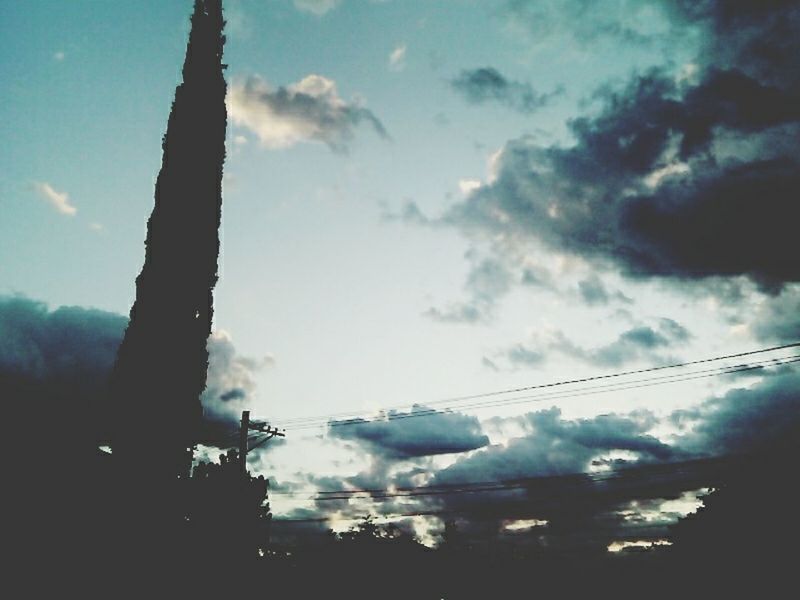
257, 441, 799, 598
53, 438, 794, 598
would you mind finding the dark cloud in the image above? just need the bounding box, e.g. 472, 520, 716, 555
577, 274, 633, 306
489, 318, 690, 371
466, 257, 514, 301
578, 275, 611, 306
228, 74, 388, 152
287, 359, 799, 549
410, 408, 694, 551
0, 296, 125, 390
444, 74, 799, 291
671, 366, 800, 456
0, 296, 267, 445
219, 388, 246, 402
424, 256, 513, 324
438, 1, 800, 293
451, 67, 561, 113
483, 342, 546, 372
435, 408, 672, 485
750, 286, 800, 343
329, 405, 490, 459
554, 319, 689, 367
506, 344, 545, 367
431, 368, 797, 546
667, 0, 800, 92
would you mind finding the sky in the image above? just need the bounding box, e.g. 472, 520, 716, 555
1, 0, 799, 550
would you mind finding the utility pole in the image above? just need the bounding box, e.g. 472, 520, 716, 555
239, 410, 250, 475
238, 409, 285, 474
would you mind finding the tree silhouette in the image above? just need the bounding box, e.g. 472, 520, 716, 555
186, 449, 272, 562
103, 0, 227, 574
110, 0, 226, 480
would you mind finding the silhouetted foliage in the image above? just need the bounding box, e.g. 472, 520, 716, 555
668, 441, 800, 594
109, 0, 226, 480
186, 449, 272, 559
100, 0, 228, 581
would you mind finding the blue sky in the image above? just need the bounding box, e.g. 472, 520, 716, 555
2, 0, 799, 547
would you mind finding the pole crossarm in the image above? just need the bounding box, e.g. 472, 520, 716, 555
239, 410, 287, 472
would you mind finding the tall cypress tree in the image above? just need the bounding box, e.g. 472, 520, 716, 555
110, 0, 226, 481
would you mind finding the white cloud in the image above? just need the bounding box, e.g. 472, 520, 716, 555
389, 43, 407, 71
201, 330, 276, 424
53, 51, 65, 61
486, 148, 503, 183
502, 518, 548, 532
607, 539, 672, 553
227, 74, 387, 152
293, 0, 341, 16
88, 222, 104, 232
33, 182, 76, 216
644, 162, 691, 189
458, 178, 482, 196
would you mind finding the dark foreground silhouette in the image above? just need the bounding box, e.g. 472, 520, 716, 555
30, 439, 796, 598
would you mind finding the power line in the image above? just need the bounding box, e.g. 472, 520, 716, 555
279, 354, 800, 431
302, 356, 793, 429
272, 342, 800, 428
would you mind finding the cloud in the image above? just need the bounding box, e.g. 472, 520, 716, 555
200, 330, 275, 435
489, 318, 690, 371
750, 285, 800, 344
483, 344, 545, 371
293, 0, 341, 16
424, 256, 513, 324
429, 368, 797, 545
389, 44, 407, 71
443, 70, 800, 291
0, 295, 269, 445
422, 2, 800, 296
386, 199, 430, 226
53, 51, 65, 61
437, 409, 672, 485
450, 67, 561, 113
505, 344, 546, 368
552, 318, 689, 368
408, 408, 693, 550
0, 296, 124, 384
502, 0, 677, 50
665, 0, 800, 92
671, 367, 800, 456
578, 274, 632, 306
33, 182, 76, 216
423, 302, 484, 325
228, 75, 388, 152
329, 406, 489, 459
284, 360, 799, 549
458, 179, 482, 196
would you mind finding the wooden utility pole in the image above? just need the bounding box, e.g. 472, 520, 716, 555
238, 410, 285, 474
239, 410, 250, 474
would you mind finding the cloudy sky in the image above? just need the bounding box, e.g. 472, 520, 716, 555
2, 0, 798, 550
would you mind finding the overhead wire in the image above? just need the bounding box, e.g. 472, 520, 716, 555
276, 353, 800, 431
271, 342, 800, 428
